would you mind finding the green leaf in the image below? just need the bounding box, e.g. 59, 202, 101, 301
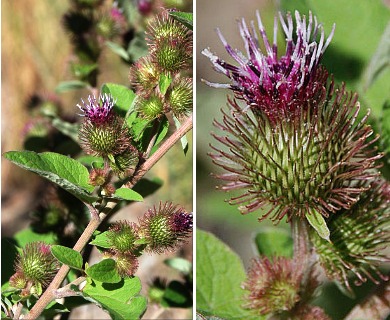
158, 73, 172, 96
306, 209, 330, 242
76, 155, 104, 168
150, 117, 170, 155
196, 230, 260, 320
51, 245, 83, 270
71, 63, 98, 78
112, 188, 143, 202
3, 151, 98, 203
85, 259, 121, 283
169, 11, 193, 30
90, 231, 111, 249
105, 41, 130, 61
101, 83, 136, 114
14, 228, 57, 247
55, 80, 89, 93
254, 227, 293, 258
162, 280, 192, 308
51, 118, 80, 143
164, 257, 192, 275
82, 277, 147, 320
173, 116, 189, 155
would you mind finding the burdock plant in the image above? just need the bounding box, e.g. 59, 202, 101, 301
199, 8, 389, 319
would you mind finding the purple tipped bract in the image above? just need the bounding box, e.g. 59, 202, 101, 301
203, 11, 335, 121
77, 93, 115, 125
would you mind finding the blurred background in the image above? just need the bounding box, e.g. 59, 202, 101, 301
196, 0, 390, 319
2, 0, 193, 319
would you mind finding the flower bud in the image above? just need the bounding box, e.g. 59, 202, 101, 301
13, 242, 59, 289
311, 179, 390, 291
107, 221, 139, 254
104, 252, 139, 277
109, 145, 139, 175
129, 56, 160, 95
136, 94, 165, 120
138, 202, 193, 253
167, 77, 193, 118
242, 256, 302, 315
78, 94, 134, 157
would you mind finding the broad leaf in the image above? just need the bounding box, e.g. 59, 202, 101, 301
164, 257, 192, 275
82, 277, 147, 320
51, 245, 83, 270
51, 118, 80, 143
85, 259, 121, 283
196, 230, 260, 320
3, 151, 97, 203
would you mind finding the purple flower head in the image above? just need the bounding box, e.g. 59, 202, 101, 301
77, 93, 116, 125
203, 11, 335, 122
172, 211, 193, 233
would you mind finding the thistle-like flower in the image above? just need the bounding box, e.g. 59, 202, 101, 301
311, 179, 390, 291
203, 11, 334, 122
138, 202, 193, 253
205, 11, 382, 239
136, 93, 165, 120
146, 10, 192, 73
129, 56, 160, 96
11, 242, 59, 292
104, 252, 139, 277
78, 94, 133, 157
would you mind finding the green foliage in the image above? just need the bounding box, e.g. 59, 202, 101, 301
89, 231, 111, 249
112, 188, 143, 202
159, 73, 173, 96
164, 257, 192, 275
169, 11, 193, 30
196, 230, 260, 320
3, 151, 98, 203
101, 83, 136, 115
55, 80, 89, 93
306, 209, 330, 242
81, 277, 147, 320
254, 227, 293, 258
85, 259, 121, 283
51, 245, 83, 270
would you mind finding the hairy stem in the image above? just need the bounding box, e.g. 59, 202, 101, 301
26, 115, 192, 319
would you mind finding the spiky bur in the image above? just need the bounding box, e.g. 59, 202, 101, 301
211, 86, 381, 230
203, 11, 334, 123
146, 9, 192, 73
205, 11, 382, 238
109, 145, 139, 176
167, 77, 193, 118
10, 242, 59, 294
129, 56, 160, 95
136, 93, 165, 120
243, 257, 308, 315
311, 179, 390, 292
138, 202, 193, 253
106, 221, 139, 254
78, 94, 134, 157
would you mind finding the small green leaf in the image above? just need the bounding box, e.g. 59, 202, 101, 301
71, 63, 98, 78
101, 83, 136, 114
85, 259, 121, 283
3, 151, 98, 203
134, 238, 148, 245
158, 73, 172, 96
51, 118, 80, 143
254, 227, 293, 258
55, 80, 89, 93
173, 116, 189, 155
51, 245, 83, 270
90, 232, 111, 249
196, 229, 260, 320
150, 117, 170, 155
169, 11, 193, 30
76, 155, 104, 168
81, 277, 147, 320
162, 280, 192, 308
112, 188, 143, 202
164, 258, 192, 275
105, 41, 130, 61
306, 209, 330, 241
